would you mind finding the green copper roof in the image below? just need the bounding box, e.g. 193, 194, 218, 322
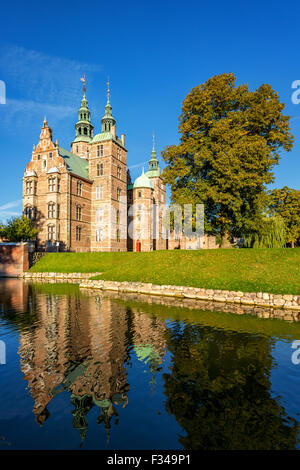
73, 135, 92, 143
145, 169, 160, 178
58, 146, 90, 180
133, 171, 154, 189
91, 132, 125, 148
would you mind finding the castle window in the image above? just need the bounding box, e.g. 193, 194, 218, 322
117, 166, 121, 179
26, 180, 33, 194
49, 153, 52, 158
96, 208, 103, 223
84, 113, 86, 119
57, 204, 60, 219
100, 145, 103, 156
48, 225, 55, 241
96, 186, 103, 200
34, 181, 37, 194
116, 210, 120, 224
48, 177, 55, 192
116, 229, 120, 242
48, 202, 55, 218
77, 181, 82, 196
138, 191, 142, 198
76, 226, 81, 241
76, 205, 82, 221
76, 146, 79, 153
79, 128, 81, 135
97, 163, 103, 176
117, 187, 121, 201
96, 228, 103, 242
38, 155, 40, 160
24, 206, 35, 220
117, 148, 121, 160
84, 128, 87, 135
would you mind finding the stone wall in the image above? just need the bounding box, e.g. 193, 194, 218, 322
0, 243, 29, 277
23, 271, 101, 280
78, 279, 300, 312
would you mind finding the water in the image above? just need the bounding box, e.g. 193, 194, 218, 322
0, 279, 300, 450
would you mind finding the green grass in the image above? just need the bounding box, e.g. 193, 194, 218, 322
29, 248, 300, 295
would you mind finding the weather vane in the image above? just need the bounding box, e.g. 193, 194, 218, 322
107, 76, 110, 102
80, 74, 86, 94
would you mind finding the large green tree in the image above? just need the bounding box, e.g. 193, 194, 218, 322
162, 73, 293, 244
268, 186, 300, 247
0, 216, 39, 242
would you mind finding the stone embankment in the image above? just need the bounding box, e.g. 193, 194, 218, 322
22, 273, 300, 320
79, 279, 300, 311
23, 272, 101, 280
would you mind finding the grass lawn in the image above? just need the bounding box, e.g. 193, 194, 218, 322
29, 248, 300, 295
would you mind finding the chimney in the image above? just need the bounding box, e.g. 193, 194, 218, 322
121, 134, 125, 146
111, 124, 116, 139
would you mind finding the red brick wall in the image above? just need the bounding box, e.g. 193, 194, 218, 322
0, 243, 29, 277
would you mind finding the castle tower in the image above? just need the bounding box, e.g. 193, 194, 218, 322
71, 86, 94, 159
144, 136, 166, 250
89, 82, 127, 251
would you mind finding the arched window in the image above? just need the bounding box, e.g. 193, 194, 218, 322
116, 229, 120, 242
84, 127, 87, 135
116, 210, 120, 224
78, 127, 81, 135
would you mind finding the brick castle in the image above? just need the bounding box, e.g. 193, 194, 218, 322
22, 84, 167, 252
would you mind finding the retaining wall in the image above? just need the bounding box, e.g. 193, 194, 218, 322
0, 243, 29, 277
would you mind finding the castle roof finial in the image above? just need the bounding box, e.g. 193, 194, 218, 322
80, 74, 86, 97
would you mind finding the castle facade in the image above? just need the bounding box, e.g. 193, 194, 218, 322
22, 87, 167, 252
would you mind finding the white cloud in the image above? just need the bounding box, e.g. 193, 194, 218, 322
0, 199, 22, 222
0, 44, 101, 106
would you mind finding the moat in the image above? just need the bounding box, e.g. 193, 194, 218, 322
0, 279, 300, 450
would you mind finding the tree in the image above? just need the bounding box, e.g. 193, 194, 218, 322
0, 216, 39, 242
268, 187, 300, 247
161, 73, 293, 245
244, 216, 286, 248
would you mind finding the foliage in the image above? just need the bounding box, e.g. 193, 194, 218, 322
268, 186, 300, 247
244, 216, 286, 248
29, 249, 300, 294
0, 216, 39, 242
161, 73, 293, 243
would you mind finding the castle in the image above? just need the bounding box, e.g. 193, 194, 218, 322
22, 83, 167, 252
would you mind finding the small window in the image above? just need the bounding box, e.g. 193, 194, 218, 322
48, 202, 55, 218
76, 205, 82, 221
117, 187, 121, 201
117, 166, 121, 179
49, 153, 52, 158
77, 181, 82, 196
76, 226, 81, 241
96, 186, 103, 200
117, 229, 120, 242
116, 210, 120, 224
138, 191, 142, 198
96, 228, 103, 242
96, 208, 104, 223
48, 225, 55, 241
38, 155, 40, 160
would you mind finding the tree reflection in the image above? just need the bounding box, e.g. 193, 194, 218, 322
163, 321, 299, 449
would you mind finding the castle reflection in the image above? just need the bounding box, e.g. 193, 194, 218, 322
0, 280, 299, 450
5, 282, 166, 442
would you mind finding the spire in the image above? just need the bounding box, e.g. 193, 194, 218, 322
149, 133, 159, 172
43, 116, 48, 127
73, 77, 94, 144
101, 78, 116, 133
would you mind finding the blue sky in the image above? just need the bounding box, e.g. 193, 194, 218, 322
0, 0, 299, 221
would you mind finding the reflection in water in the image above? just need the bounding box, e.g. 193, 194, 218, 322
0, 280, 299, 450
